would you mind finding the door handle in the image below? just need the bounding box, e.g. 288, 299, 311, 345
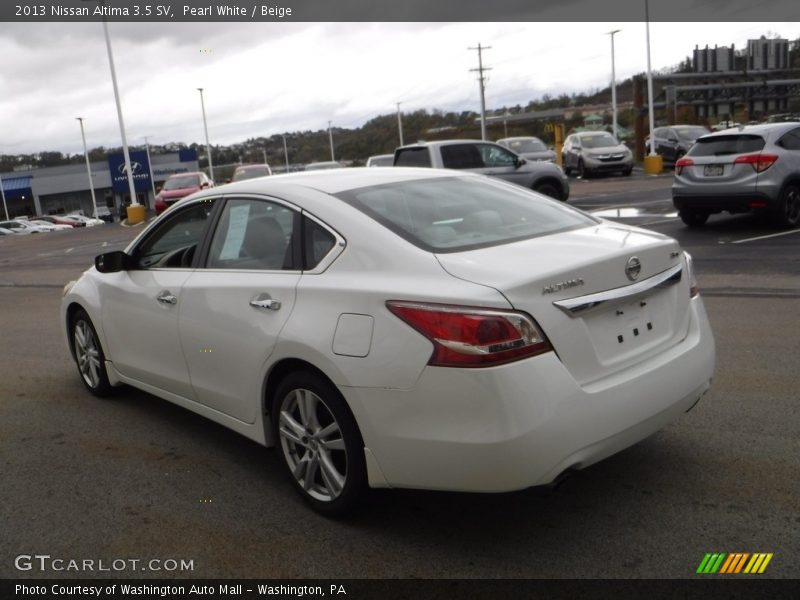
250, 294, 281, 311
156, 291, 177, 305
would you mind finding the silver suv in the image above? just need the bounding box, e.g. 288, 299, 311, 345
562, 131, 633, 178
672, 122, 800, 228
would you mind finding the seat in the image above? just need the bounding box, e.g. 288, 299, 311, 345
241, 216, 288, 270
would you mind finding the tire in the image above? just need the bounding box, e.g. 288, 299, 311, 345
70, 309, 114, 397
680, 210, 709, 228
622, 167, 633, 177
272, 370, 367, 516
578, 159, 588, 179
563, 157, 571, 176
771, 184, 800, 228
534, 182, 562, 200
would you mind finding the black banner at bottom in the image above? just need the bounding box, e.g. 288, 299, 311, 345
4, 578, 800, 600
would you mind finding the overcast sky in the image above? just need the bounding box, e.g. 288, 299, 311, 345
0, 20, 796, 156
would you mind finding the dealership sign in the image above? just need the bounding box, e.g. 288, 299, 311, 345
107, 151, 152, 193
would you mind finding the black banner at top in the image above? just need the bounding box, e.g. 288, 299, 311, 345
3, 0, 800, 22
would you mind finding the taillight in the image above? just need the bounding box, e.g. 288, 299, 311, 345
734, 153, 778, 173
684, 251, 699, 298
675, 157, 694, 176
386, 301, 552, 367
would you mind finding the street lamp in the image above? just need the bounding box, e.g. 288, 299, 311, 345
76, 117, 98, 218
607, 29, 621, 139
197, 88, 215, 182
83, 0, 140, 220
328, 121, 335, 162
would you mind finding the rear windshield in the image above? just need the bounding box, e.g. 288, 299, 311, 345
336, 176, 597, 253
688, 134, 765, 157
394, 147, 432, 167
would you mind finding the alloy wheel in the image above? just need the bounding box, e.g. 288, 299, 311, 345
278, 388, 348, 502
74, 320, 102, 389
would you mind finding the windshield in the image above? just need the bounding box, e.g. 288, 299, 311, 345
674, 127, 709, 141
688, 134, 765, 157
336, 176, 597, 253
164, 175, 201, 190
505, 138, 547, 153
581, 134, 619, 149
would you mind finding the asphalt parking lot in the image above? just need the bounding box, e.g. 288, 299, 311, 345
1, 173, 798, 580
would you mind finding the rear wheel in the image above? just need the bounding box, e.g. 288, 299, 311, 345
273, 370, 367, 516
772, 184, 800, 228
680, 210, 709, 228
71, 309, 114, 397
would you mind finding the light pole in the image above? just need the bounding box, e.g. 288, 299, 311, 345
143, 136, 157, 203
607, 29, 621, 139
197, 88, 214, 182
76, 117, 98, 218
469, 43, 491, 141
281, 134, 289, 171
328, 121, 335, 162
644, 0, 661, 173
396, 102, 404, 146
0, 174, 8, 221
82, 0, 140, 220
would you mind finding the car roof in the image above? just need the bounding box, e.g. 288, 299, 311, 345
574, 131, 614, 137
497, 136, 542, 142
398, 139, 497, 149
702, 121, 800, 138
198, 166, 471, 196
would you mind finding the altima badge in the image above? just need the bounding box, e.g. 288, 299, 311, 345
542, 278, 585, 294
625, 256, 642, 281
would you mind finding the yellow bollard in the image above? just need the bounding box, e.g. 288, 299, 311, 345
643, 154, 663, 175
126, 204, 146, 225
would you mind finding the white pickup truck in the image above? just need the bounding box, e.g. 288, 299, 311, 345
393, 139, 570, 201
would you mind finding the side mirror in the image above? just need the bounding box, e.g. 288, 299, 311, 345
201, 182, 209, 189
95, 251, 131, 273
515, 157, 527, 168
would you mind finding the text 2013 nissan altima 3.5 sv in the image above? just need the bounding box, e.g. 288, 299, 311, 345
62, 168, 715, 515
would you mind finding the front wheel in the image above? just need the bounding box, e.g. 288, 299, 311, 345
71, 309, 114, 397
577, 159, 588, 179
771, 184, 800, 228
534, 183, 562, 200
273, 371, 367, 516
680, 210, 709, 228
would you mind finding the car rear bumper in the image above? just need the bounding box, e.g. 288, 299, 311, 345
672, 192, 774, 213
344, 297, 715, 492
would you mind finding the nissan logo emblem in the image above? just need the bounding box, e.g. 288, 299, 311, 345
625, 256, 641, 281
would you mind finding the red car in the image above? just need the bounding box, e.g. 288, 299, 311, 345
154, 172, 213, 215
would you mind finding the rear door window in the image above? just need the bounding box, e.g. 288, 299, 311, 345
777, 127, 800, 151
394, 147, 432, 167
441, 144, 485, 169
688, 134, 765, 157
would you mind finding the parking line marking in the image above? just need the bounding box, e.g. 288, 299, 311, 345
730, 229, 800, 244
65, 247, 74, 253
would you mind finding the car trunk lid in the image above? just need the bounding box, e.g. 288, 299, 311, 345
435, 224, 691, 385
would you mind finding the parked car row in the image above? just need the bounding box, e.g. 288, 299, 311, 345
0, 213, 106, 235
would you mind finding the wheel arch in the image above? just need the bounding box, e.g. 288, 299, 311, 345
532, 176, 567, 200
262, 357, 363, 447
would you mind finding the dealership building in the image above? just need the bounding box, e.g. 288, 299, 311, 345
0, 149, 199, 219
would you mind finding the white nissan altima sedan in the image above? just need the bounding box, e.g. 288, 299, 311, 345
62, 168, 715, 514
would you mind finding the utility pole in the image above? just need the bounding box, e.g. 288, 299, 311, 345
328, 121, 335, 161
281, 134, 289, 171
396, 102, 404, 146
76, 117, 98, 218
469, 43, 492, 141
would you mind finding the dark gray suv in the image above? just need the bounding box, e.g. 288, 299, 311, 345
672, 122, 800, 228
647, 125, 710, 165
